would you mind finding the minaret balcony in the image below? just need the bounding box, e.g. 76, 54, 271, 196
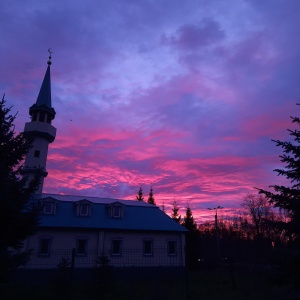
24, 121, 56, 143
21, 166, 48, 177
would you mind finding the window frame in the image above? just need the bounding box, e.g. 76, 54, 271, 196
38, 237, 52, 256
76, 238, 88, 256
112, 206, 122, 218
43, 201, 55, 215
34, 150, 40, 158
79, 203, 90, 216
167, 240, 177, 256
74, 200, 92, 217
107, 203, 124, 218
111, 239, 122, 256
143, 240, 153, 256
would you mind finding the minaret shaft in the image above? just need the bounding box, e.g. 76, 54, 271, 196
22, 54, 56, 194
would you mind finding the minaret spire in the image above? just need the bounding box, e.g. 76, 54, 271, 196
35, 49, 53, 108
48, 48, 52, 65
22, 51, 57, 194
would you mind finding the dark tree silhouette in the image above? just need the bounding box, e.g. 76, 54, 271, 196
0, 95, 40, 282
182, 206, 197, 232
257, 110, 300, 287
171, 200, 182, 224
182, 206, 199, 267
241, 193, 273, 239
257, 112, 300, 243
147, 187, 156, 205
136, 186, 144, 201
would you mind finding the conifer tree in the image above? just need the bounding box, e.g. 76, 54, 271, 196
0, 95, 40, 282
136, 186, 144, 201
182, 206, 199, 267
257, 112, 300, 243
182, 206, 198, 232
257, 109, 300, 286
171, 200, 182, 224
147, 187, 156, 205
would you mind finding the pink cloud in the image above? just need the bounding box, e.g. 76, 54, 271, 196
3, 0, 300, 224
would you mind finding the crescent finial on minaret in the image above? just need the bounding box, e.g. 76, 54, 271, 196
48, 48, 53, 65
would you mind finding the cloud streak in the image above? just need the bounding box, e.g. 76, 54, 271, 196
1, 0, 300, 222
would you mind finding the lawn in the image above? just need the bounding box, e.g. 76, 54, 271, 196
1, 264, 299, 300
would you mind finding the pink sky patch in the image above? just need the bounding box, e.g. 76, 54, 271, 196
2, 0, 300, 223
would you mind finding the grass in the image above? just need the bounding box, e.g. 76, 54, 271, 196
1, 264, 299, 300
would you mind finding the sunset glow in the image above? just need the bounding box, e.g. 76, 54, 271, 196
1, 0, 299, 223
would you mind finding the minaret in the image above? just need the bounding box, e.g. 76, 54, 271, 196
22, 51, 56, 194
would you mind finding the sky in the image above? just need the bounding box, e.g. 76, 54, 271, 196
1, 0, 300, 223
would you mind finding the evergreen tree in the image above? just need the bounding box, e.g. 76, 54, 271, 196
171, 200, 182, 224
182, 206, 199, 267
0, 95, 40, 282
257, 111, 300, 286
147, 187, 156, 205
136, 186, 144, 201
258, 113, 300, 243
182, 206, 198, 232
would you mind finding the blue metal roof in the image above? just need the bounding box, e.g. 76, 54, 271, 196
39, 194, 187, 232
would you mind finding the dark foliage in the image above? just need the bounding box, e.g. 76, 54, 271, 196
93, 254, 113, 294
0, 95, 40, 282
182, 206, 197, 232
257, 114, 300, 243
182, 206, 200, 267
136, 186, 144, 201
147, 187, 156, 205
256, 111, 300, 288
171, 200, 182, 224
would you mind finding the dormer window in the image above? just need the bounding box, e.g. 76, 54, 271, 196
107, 202, 124, 218
79, 204, 90, 216
41, 198, 57, 215
75, 200, 92, 217
113, 206, 121, 218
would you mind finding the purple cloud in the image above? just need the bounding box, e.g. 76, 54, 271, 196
1, 0, 300, 223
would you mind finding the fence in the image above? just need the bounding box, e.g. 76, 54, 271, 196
22, 248, 185, 269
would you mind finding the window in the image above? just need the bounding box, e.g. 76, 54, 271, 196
76, 239, 87, 255
80, 204, 89, 216
46, 114, 51, 124
39, 111, 45, 122
34, 150, 40, 158
112, 206, 121, 218
111, 240, 122, 255
32, 112, 37, 121
143, 240, 153, 256
39, 238, 51, 256
107, 203, 124, 218
43, 202, 55, 215
74, 200, 92, 216
168, 241, 177, 256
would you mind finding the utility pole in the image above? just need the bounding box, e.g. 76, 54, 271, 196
207, 206, 224, 264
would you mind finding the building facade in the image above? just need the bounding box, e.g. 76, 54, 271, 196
25, 194, 186, 269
